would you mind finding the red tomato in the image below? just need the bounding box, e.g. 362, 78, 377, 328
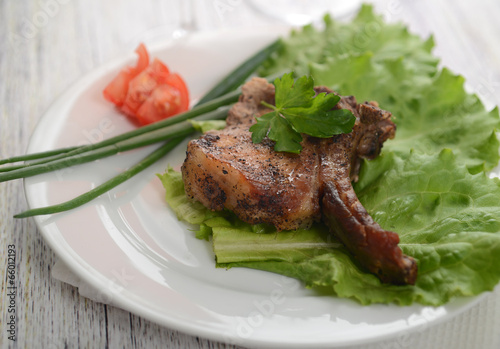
135, 73, 189, 125
121, 58, 171, 116
102, 43, 149, 107
103, 44, 190, 125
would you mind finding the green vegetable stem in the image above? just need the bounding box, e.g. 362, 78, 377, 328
0, 107, 229, 182
14, 138, 185, 218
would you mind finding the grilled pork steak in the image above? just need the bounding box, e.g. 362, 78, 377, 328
182, 77, 417, 285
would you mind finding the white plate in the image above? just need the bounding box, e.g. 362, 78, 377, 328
24, 27, 485, 348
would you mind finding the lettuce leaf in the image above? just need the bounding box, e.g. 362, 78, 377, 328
159, 4, 500, 305
259, 4, 438, 78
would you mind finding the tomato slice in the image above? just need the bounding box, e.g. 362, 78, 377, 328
103, 44, 191, 125
121, 58, 170, 116
102, 43, 149, 107
136, 74, 190, 125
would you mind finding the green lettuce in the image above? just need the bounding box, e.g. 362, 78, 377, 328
259, 4, 438, 78
159, 4, 500, 305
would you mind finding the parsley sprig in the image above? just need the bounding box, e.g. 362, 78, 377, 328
250, 72, 356, 154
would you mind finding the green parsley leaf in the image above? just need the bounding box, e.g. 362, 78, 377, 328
284, 96, 355, 137
249, 72, 356, 153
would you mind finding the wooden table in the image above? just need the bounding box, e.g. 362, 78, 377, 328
1, 1, 499, 348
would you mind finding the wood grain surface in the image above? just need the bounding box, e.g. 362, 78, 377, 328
1, 1, 499, 348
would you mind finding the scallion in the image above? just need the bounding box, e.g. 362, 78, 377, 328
14, 138, 184, 218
